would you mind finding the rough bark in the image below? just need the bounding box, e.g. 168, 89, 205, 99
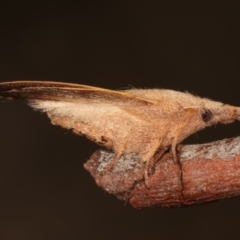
84, 137, 240, 208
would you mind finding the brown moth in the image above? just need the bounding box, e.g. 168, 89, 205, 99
0, 81, 240, 179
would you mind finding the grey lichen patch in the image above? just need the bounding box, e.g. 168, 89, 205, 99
180, 137, 240, 161
97, 150, 142, 173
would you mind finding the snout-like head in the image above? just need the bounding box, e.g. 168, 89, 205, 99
183, 100, 240, 141
200, 103, 240, 127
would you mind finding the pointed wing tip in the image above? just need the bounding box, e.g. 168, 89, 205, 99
0, 81, 39, 99
0, 81, 25, 94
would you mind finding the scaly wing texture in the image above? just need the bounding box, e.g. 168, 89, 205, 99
0, 81, 167, 156
0, 81, 150, 104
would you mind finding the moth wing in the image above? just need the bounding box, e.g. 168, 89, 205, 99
0, 81, 153, 105
0, 81, 155, 151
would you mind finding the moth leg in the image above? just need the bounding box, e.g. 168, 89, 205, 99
143, 138, 165, 185
145, 148, 166, 175
102, 151, 122, 174
171, 137, 179, 164
101, 136, 129, 174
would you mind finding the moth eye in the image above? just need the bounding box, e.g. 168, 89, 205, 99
201, 109, 213, 122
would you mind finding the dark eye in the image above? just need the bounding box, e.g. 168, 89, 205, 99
201, 109, 213, 122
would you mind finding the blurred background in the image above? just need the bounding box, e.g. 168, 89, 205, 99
0, 1, 240, 240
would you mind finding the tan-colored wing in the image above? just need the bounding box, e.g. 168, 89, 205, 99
0, 81, 152, 106
0, 81, 157, 153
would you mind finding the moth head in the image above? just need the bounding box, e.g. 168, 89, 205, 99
200, 104, 240, 126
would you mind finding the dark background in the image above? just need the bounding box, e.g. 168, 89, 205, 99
0, 1, 240, 240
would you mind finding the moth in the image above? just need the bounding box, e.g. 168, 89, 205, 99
0, 81, 240, 179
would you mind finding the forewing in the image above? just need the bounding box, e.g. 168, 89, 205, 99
0, 81, 154, 150
0, 81, 152, 105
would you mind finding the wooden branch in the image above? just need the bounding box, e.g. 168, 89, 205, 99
84, 137, 240, 208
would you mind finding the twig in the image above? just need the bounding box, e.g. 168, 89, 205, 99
84, 137, 240, 208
